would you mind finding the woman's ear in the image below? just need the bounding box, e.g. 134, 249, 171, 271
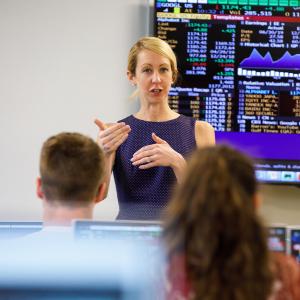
127, 71, 136, 86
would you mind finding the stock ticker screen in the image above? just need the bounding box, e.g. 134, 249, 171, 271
154, 0, 300, 184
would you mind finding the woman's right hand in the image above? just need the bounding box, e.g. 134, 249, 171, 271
94, 119, 131, 155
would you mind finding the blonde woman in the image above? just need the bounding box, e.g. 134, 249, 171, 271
95, 37, 215, 220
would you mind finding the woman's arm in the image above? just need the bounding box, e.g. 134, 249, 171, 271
95, 119, 131, 198
101, 152, 116, 198
195, 121, 215, 148
131, 133, 186, 183
130, 121, 215, 182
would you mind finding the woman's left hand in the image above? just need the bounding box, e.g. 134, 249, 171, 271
131, 133, 185, 170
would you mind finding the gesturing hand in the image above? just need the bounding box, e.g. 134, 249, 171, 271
131, 133, 184, 170
94, 119, 131, 155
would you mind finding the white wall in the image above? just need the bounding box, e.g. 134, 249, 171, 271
260, 185, 300, 225
0, 0, 148, 220
0, 0, 299, 223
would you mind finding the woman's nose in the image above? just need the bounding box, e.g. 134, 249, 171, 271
151, 71, 161, 83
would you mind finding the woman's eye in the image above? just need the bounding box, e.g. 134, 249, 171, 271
160, 67, 169, 73
143, 68, 152, 73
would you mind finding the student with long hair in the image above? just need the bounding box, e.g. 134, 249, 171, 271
164, 145, 300, 300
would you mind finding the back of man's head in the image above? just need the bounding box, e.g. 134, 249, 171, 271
39, 132, 105, 207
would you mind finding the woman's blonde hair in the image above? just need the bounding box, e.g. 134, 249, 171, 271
127, 36, 178, 83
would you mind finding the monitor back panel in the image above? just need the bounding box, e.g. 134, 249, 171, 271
73, 220, 162, 242
267, 226, 287, 254
289, 228, 300, 263
0, 221, 42, 239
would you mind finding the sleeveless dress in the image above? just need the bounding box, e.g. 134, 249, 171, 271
113, 114, 197, 220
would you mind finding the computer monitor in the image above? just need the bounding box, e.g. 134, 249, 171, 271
267, 225, 287, 253
0, 221, 42, 239
73, 220, 164, 281
73, 220, 162, 242
0, 240, 159, 300
0, 287, 122, 300
288, 227, 300, 263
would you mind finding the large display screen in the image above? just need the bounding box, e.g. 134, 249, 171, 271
154, 0, 300, 185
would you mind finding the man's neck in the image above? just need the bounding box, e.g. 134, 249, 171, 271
42, 204, 94, 227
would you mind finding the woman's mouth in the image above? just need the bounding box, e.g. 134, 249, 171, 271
150, 88, 162, 94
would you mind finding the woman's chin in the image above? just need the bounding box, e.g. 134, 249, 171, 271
146, 93, 168, 103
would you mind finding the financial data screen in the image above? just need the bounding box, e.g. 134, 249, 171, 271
154, 0, 300, 184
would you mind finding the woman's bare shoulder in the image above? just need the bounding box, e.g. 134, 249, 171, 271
195, 121, 215, 148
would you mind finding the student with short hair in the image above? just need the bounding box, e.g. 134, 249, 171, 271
30, 132, 106, 239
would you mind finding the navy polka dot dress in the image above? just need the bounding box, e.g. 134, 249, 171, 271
113, 114, 196, 220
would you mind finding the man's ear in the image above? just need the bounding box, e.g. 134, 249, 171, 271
127, 70, 136, 86
36, 177, 44, 199
94, 182, 107, 204
253, 192, 262, 211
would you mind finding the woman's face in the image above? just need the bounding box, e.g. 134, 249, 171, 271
128, 49, 173, 104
